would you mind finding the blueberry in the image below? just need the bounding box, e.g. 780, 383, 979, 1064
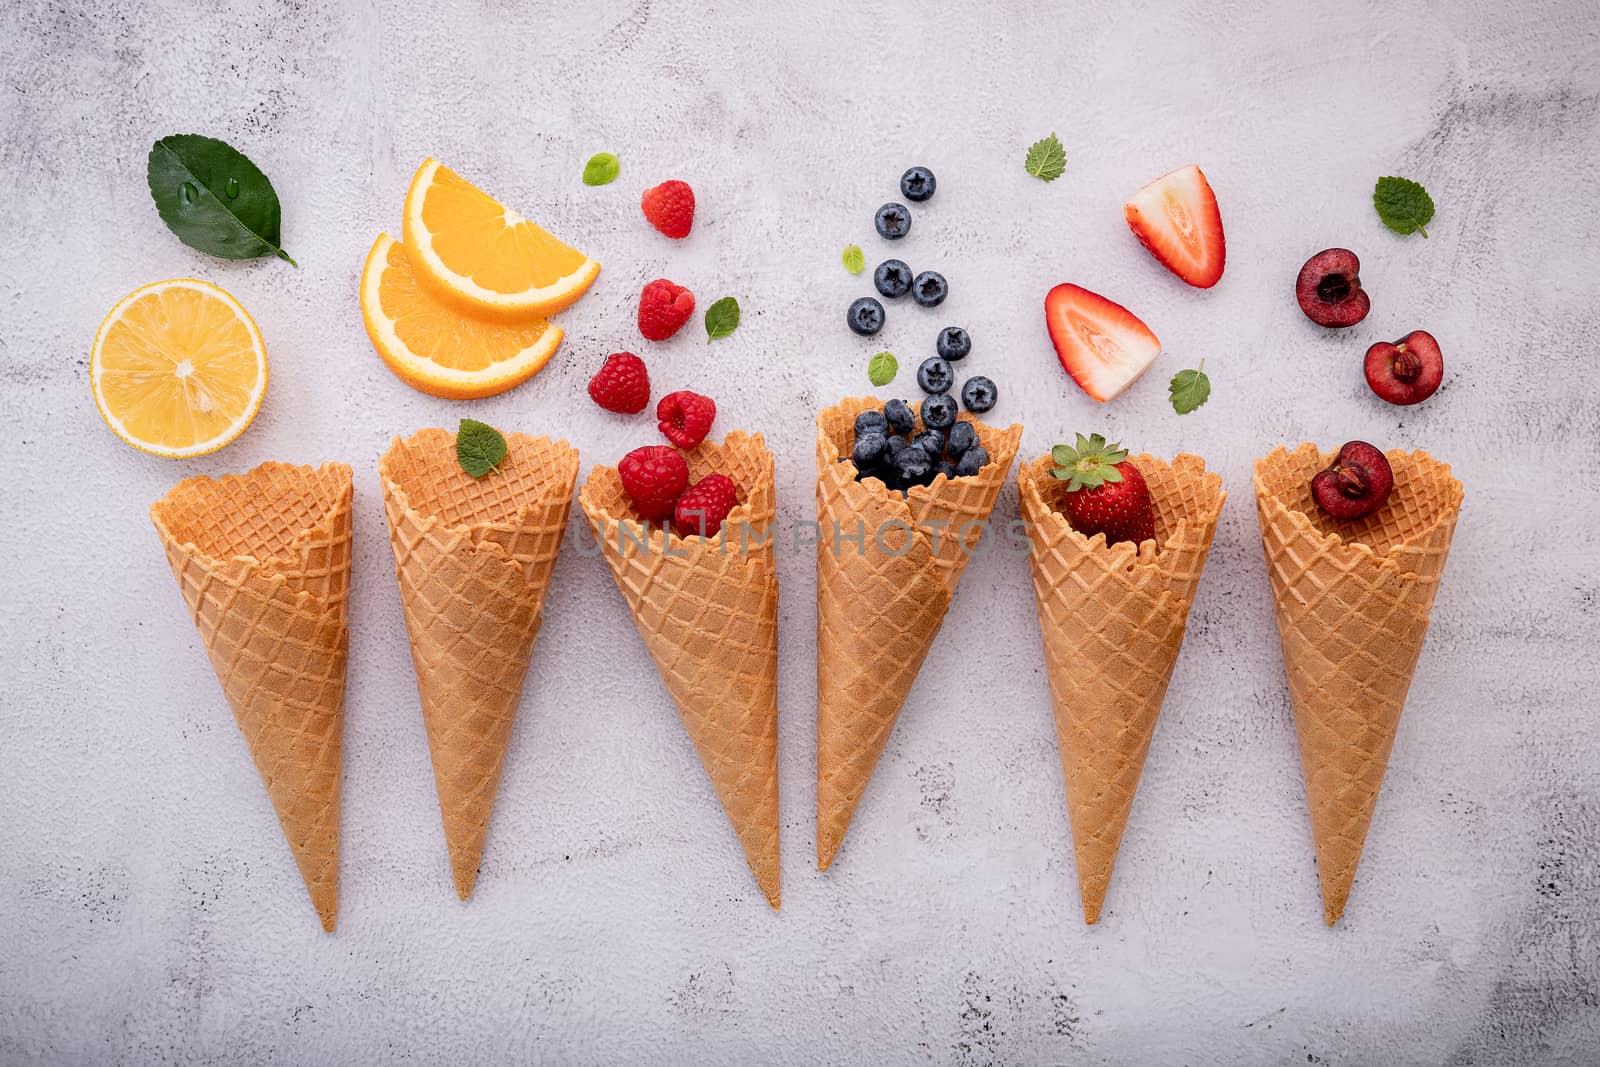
894, 444, 933, 484
883, 398, 916, 435
874, 259, 913, 299
852, 432, 888, 467
921, 393, 957, 430
875, 203, 911, 240
847, 297, 885, 336
916, 356, 954, 395
912, 428, 946, 458
955, 446, 990, 477
900, 166, 936, 203
936, 326, 971, 361
945, 420, 976, 457
854, 409, 889, 436
886, 434, 910, 458
937, 460, 959, 480
911, 271, 947, 307
960, 375, 997, 413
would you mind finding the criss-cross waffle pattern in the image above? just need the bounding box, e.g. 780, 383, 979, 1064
814, 398, 1021, 871
1019, 453, 1224, 923
151, 462, 354, 932
578, 431, 781, 908
380, 428, 578, 900
1255, 444, 1462, 925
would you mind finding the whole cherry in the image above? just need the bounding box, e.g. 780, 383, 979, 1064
1296, 248, 1371, 328
1310, 441, 1394, 521
1365, 330, 1443, 405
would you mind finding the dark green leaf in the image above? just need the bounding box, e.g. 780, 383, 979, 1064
1169, 362, 1211, 414
147, 134, 295, 265
1025, 132, 1067, 182
842, 244, 865, 274
868, 351, 898, 387
705, 296, 740, 340
1373, 176, 1435, 238
456, 418, 508, 478
582, 152, 620, 186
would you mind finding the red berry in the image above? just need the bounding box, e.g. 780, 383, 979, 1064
641, 179, 696, 239
673, 473, 740, 539
617, 445, 689, 521
587, 352, 651, 414
638, 279, 695, 341
657, 390, 717, 450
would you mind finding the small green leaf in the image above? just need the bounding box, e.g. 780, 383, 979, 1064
1024, 132, 1067, 182
868, 351, 898, 387
147, 134, 295, 265
1169, 360, 1211, 415
1373, 175, 1435, 238
456, 418, 508, 478
582, 152, 620, 186
842, 244, 865, 275
704, 296, 740, 341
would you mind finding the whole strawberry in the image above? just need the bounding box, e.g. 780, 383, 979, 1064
587, 351, 650, 414
618, 445, 689, 521
1049, 433, 1157, 546
641, 179, 695, 239
638, 278, 695, 341
657, 390, 716, 450
673, 473, 740, 539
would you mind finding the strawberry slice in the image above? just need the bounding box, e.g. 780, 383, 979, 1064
1123, 164, 1225, 288
1044, 284, 1162, 403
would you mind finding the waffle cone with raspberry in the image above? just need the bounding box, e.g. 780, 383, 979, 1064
578, 432, 781, 908
815, 398, 1022, 871
150, 461, 354, 931
1018, 452, 1225, 923
1255, 444, 1462, 925
380, 428, 578, 900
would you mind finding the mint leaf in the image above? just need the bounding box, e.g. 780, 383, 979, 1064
582, 152, 620, 186
842, 244, 865, 275
1024, 132, 1067, 182
867, 351, 898, 387
147, 134, 295, 265
705, 296, 740, 341
1373, 176, 1434, 238
456, 418, 507, 478
1168, 361, 1211, 415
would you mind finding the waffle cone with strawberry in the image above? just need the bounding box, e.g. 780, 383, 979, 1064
815, 397, 1022, 871
1255, 443, 1462, 924
578, 432, 782, 907
1018, 436, 1225, 923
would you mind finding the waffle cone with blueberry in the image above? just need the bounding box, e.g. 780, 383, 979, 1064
150, 461, 354, 931
815, 397, 1022, 871
1018, 447, 1225, 924
380, 428, 578, 900
578, 432, 782, 908
1255, 443, 1462, 925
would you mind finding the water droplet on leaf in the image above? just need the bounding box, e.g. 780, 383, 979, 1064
179, 182, 198, 206
224, 177, 240, 200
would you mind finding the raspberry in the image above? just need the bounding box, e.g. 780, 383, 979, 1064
641, 179, 695, 239
657, 390, 717, 450
638, 278, 695, 341
617, 445, 689, 521
587, 352, 650, 414
673, 473, 740, 539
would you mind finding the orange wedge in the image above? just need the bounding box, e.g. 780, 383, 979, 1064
401, 158, 600, 321
91, 278, 267, 457
360, 234, 564, 400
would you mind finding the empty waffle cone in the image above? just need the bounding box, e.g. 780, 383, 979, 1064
578, 432, 781, 908
380, 428, 578, 900
1255, 444, 1463, 925
1019, 453, 1225, 923
151, 461, 354, 932
815, 398, 1022, 871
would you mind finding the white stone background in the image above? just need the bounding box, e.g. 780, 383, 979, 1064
2, 0, 1598, 1063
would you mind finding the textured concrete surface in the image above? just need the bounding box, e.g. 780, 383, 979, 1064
3, 1, 1599, 1064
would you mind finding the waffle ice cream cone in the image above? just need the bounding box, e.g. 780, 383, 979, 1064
815, 398, 1022, 871
578, 432, 781, 907
151, 461, 354, 932
380, 428, 578, 900
1255, 444, 1463, 925
1018, 453, 1225, 923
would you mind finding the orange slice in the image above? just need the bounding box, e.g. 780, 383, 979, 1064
91, 278, 267, 458
360, 233, 564, 400
401, 158, 600, 320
